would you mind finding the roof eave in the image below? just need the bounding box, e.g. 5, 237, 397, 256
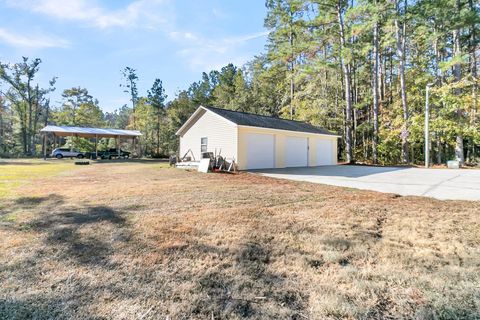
175, 106, 208, 136
175, 106, 238, 136
237, 125, 341, 138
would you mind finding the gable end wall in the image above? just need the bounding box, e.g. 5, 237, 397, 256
179, 111, 238, 161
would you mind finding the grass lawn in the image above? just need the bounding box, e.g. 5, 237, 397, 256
0, 159, 479, 319
0, 159, 76, 197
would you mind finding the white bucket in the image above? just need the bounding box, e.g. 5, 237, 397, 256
447, 160, 460, 169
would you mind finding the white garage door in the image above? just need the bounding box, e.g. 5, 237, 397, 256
246, 133, 275, 169
285, 137, 308, 167
316, 139, 334, 165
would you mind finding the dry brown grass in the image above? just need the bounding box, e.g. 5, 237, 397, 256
0, 160, 479, 319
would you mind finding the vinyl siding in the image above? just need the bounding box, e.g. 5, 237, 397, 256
238, 126, 338, 170
179, 110, 238, 161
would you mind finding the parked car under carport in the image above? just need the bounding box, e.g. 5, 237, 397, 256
86, 149, 130, 160
51, 148, 85, 159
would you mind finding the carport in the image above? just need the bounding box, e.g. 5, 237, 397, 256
40, 125, 142, 159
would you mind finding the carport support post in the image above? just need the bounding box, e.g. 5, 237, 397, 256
133, 137, 136, 158
116, 135, 120, 157
43, 132, 47, 160
95, 135, 98, 158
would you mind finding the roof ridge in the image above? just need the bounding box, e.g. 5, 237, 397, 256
198, 106, 338, 136
204, 106, 318, 126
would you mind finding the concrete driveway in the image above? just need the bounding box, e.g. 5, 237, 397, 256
254, 165, 480, 201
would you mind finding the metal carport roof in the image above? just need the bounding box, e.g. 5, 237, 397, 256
41, 125, 142, 138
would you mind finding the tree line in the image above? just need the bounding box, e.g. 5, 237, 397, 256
0, 0, 478, 164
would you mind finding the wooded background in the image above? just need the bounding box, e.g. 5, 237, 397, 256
0, 0, 478, 165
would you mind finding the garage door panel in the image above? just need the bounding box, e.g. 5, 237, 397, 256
246, 133, 274, 169
285, 137, 308, 167
317, 139, 333, 165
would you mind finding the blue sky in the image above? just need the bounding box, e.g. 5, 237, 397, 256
0, 0, 268, 112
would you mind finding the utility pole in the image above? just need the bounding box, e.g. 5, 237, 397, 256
425, 83, 433, 168
289, 9, 295, 120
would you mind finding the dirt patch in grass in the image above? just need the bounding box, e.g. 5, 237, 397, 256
0, 160, 479, 319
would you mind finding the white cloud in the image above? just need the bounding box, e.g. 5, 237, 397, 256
227, 32, 270, 43
0, 28, 70, 49
212, 7, 227, 19
170, 30, 268, 71
169, 31, 198, 41
5, 0, 171, 29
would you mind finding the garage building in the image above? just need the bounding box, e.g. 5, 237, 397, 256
176, 106, 340, 170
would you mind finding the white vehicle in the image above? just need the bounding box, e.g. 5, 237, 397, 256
51, 148, 84, 159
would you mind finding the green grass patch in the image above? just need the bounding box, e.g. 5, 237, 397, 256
149, 162, 171, 169
0, 160, 75, 198
0, 212, 17, 222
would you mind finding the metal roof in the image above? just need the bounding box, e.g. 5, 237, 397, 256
177, 106, 338, 136
41, 125, 142, 138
